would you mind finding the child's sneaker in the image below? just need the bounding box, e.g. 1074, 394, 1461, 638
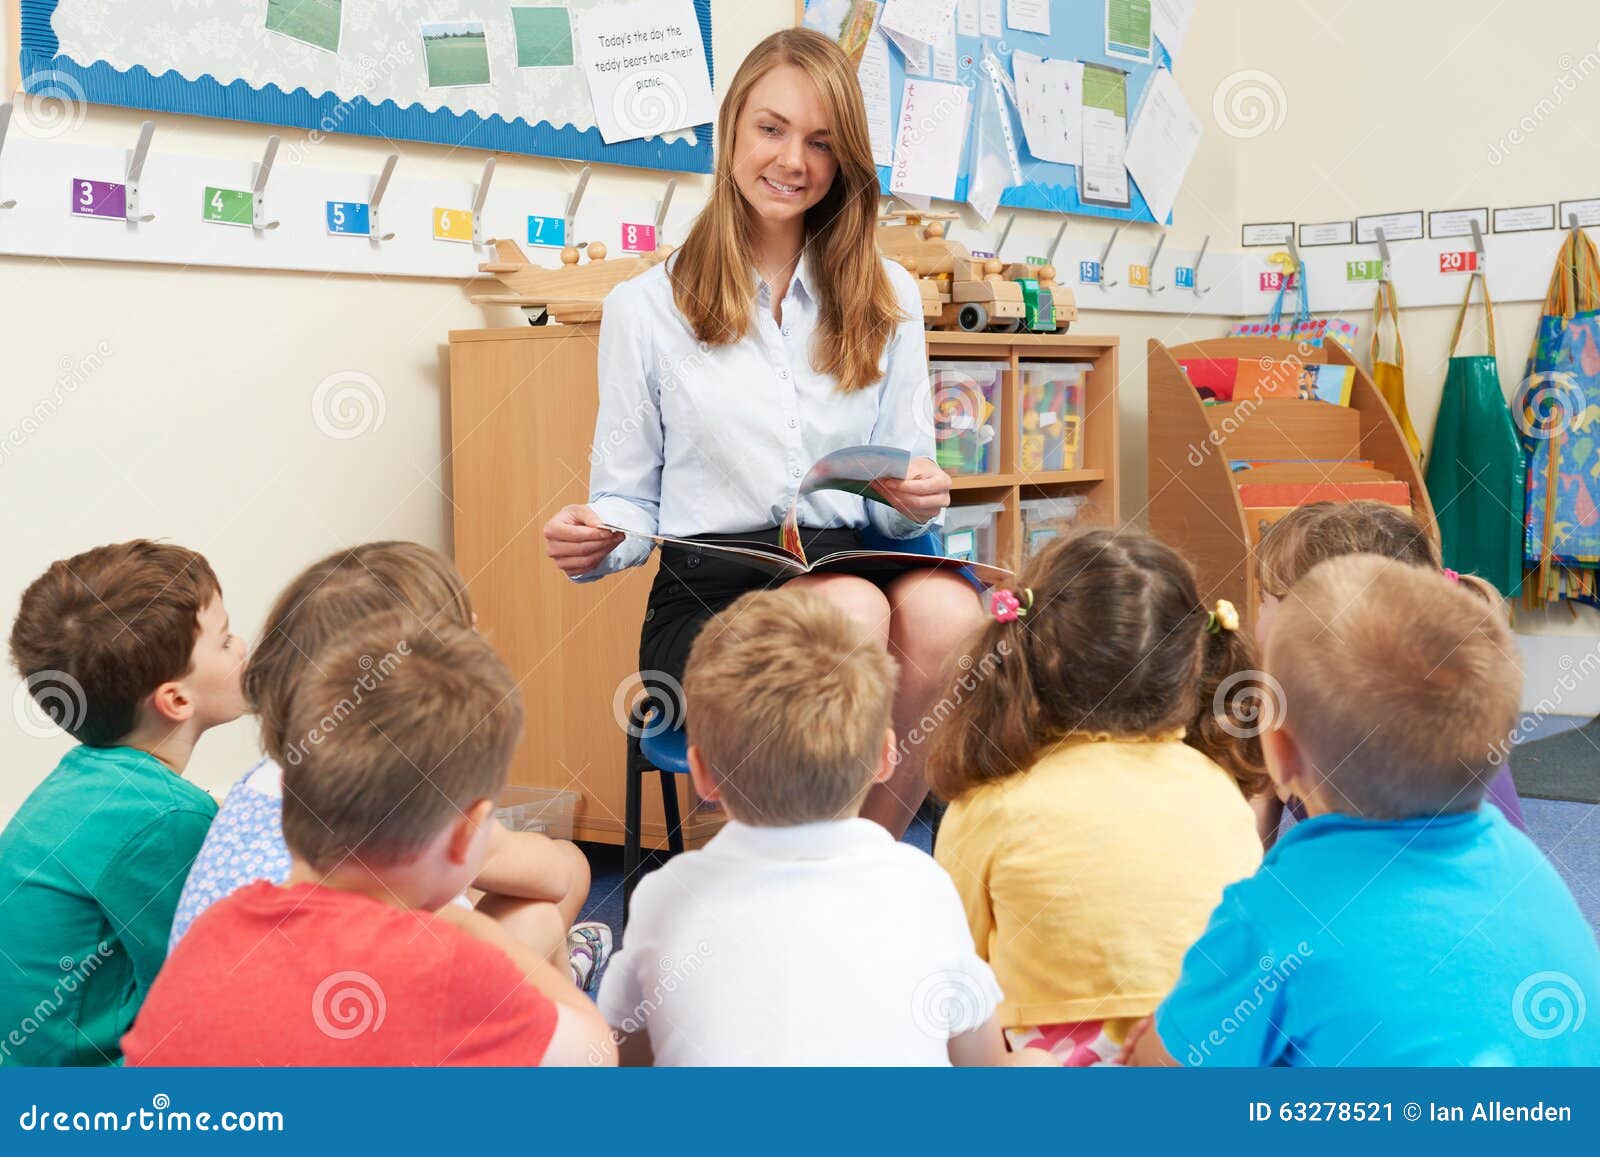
568, 922, 613, 993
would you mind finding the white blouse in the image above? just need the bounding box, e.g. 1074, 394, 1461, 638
580, 247, 937, 579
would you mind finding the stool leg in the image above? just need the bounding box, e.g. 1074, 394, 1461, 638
623, 725, 645, 924
659, 771, 684, 856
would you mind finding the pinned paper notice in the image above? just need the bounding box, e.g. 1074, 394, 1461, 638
1125, 66, 1199, 223
857, 16, 896, 168
575, 0, 715, 144
891, 78, 970, 201
1013, 51, 1083, 167
882, 0, 960, 49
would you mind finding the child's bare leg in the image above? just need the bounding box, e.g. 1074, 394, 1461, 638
475, 827, 592, 928
475, 893, 569, 971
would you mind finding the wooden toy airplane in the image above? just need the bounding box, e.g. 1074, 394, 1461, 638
471, 239, 675, 325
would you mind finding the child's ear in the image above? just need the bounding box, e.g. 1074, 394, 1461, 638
687, 745, 720, 805
1261, 723, 1309, 803
446, 799, 497, 866
147, 682, 193, 726
872, 728, 897, 785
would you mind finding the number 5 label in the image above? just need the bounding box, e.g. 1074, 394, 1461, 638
326, 201, 372, 237
433, 208, 475, 243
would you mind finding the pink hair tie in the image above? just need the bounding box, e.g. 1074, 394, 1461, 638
1442, 568, 1461, 584
990, 587, 1033, 624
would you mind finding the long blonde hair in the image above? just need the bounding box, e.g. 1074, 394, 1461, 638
671, 28, 901, 393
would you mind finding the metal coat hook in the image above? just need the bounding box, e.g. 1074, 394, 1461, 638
1568, 212, 1585, 237
653, 175, 676, 242
992, 213, 1016, 259
1097, 226, 1122, 290
1145, 231, 1167, 294
250, 135, 281, 231
561, 164, 591, 248
368, 154, 397, 242
1190, 234, 1213, 296
124, 120, 156, 224
0, 103, 16, 210
1469, 218, 1487, 269
1374, 226, 1392, 282
1286, 234, 1302, 273
471, 156, 496, 246
1046, 218, 1068, 268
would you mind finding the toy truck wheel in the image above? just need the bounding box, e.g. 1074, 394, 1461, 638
992, 318, 1024, 334
1053, 318, 1072, 334
957, 302, 989, 332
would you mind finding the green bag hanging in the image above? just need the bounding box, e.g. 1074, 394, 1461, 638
1424, 272, 1526, 596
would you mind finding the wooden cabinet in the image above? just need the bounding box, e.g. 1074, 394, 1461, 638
448, 325, 1120, 847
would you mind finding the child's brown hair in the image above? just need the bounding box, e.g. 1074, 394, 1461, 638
927, 528, 1268, 801
10, 540, 221, 746
280, 612, 522, 869
683, 587, 898, 825
247, 542, 473, 765
1256, 501, 1502, 607
1268, 555, 1521, 818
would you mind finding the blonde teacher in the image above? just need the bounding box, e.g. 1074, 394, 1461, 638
544, 28, 982, 837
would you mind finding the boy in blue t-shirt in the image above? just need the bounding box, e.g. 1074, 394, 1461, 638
1128, 555, 1600, 1067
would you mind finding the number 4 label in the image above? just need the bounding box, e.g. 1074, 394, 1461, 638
202, 186, 253, 227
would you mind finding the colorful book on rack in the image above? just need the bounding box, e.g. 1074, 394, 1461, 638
602, 444, 1013, 583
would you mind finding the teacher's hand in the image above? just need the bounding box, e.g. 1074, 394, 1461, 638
873, 456, 952, 523
544, 504, 625, 578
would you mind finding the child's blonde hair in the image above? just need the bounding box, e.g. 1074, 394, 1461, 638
1268, 555, 1521, 819
247, 542, 474, 766
280, 612, 522, 870
927, 528, 1269, 801
683, 587, 897, 825
1256, 501, 1502, 607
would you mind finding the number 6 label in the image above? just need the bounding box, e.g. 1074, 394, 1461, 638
433, 208, 475, 243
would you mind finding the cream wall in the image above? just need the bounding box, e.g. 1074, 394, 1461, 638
1231, 1, 1600, 706
6, 1, 1589, 820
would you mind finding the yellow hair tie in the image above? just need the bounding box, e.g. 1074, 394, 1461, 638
1206, 599, 1240, 634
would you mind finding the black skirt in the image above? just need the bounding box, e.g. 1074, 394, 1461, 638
637, 526, 924, 711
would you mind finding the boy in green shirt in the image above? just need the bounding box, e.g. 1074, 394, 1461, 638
1, 540, 248, 1065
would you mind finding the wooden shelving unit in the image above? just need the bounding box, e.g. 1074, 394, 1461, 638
928, 331, 1121, 570
1147, 336, 1434, 629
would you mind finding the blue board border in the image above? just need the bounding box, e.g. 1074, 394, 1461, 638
18, 0, 715, 174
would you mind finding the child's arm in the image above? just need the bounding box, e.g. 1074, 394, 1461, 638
1119, 1016, 1180, 1067
436, 904, 616, 1067
948, 1015, 1061, 1067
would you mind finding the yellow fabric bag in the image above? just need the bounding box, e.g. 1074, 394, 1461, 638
1371, 280, 1423, 463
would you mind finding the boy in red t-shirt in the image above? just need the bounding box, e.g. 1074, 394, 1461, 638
122, 612, 615, 1067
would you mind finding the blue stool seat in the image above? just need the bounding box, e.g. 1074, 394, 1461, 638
857, 526, 984, 593
638, 714, 690, 776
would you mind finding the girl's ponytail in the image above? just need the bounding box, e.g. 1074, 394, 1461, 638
1188, 603, 1271, 799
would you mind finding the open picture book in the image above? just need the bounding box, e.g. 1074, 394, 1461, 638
602, 445, 1012, 584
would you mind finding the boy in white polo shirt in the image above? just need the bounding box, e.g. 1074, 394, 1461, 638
598, 587, 1044, 1067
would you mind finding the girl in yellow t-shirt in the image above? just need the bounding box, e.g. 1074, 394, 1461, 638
929, 529, 1268, 1065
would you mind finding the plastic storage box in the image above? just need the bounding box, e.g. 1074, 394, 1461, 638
1021, 496, 1088, 558
942, 501, 1004, 565
495, 786, 579, 841
1018, 361, 1091, 473
930, 360, 1005, 476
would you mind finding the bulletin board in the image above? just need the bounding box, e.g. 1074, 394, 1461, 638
801, 0, 1180, 224
16, 0, 715, 173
